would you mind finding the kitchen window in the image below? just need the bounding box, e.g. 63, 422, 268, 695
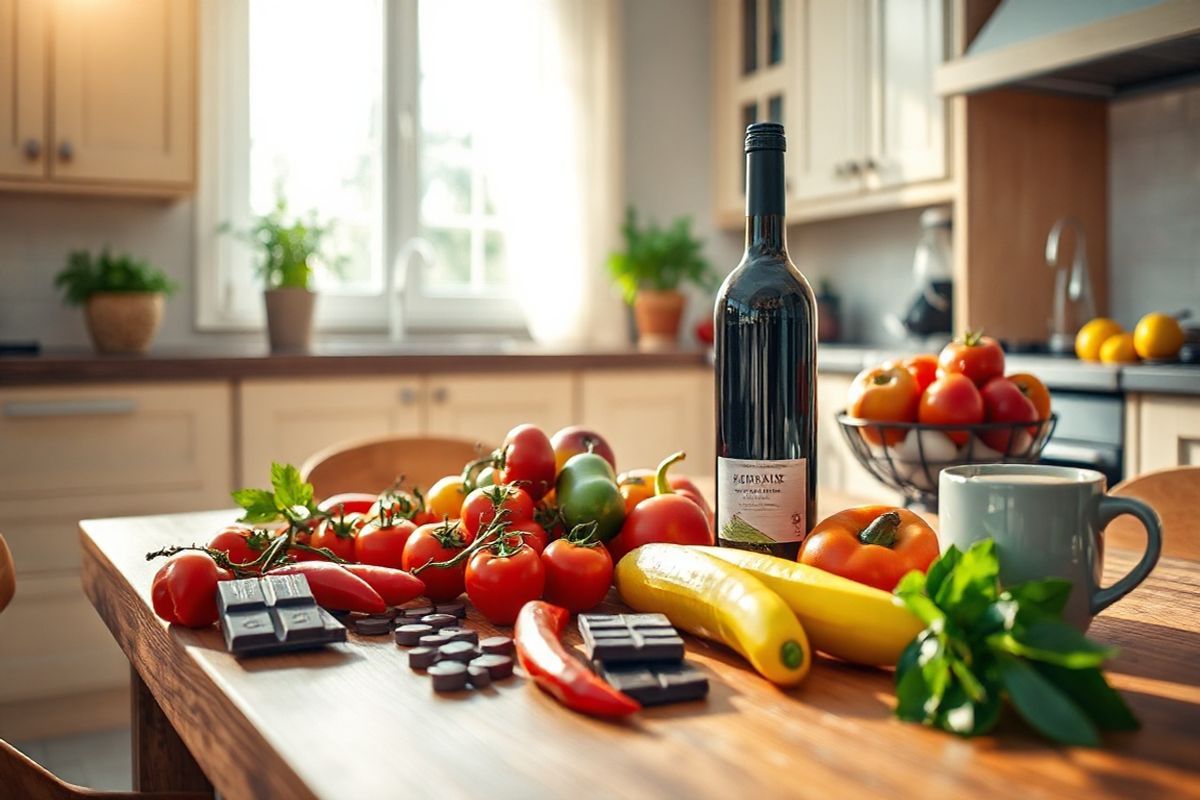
195, 0, 523, 332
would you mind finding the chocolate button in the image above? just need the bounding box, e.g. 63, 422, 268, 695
394, 623, 434, 646
402, 605, 435, 619
408, 647, 437, 670
480, 636, 514, 656
470, 654, 514, 680
420, 613, 457, 630
418, 633, 453, 648
353, 617, 392, 636
467, 665, 492, 688
437, 641, 480, 664
435, 601, 467, 619
442, 627, 479, 645
429, 661, 468, 692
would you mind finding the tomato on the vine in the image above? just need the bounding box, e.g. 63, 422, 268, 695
497, 424, 556, 501
426, 475, 466, 520
402, 520, 472, 601
317, 493, 377, 516
354, 517, 417, 569
309, 511, 365, 561
938, 332, 1005, 387
460, 484, 535, 537
541, 534, 612, 613
208, 525, 273, 570
503, 519, 549, 555
151, 552, 232, 627
465, 543, 545, 626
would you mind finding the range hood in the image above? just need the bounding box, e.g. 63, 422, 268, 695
937, 0, 1200, 97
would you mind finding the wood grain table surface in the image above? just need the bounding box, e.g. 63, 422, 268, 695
79, 494, 1200, 800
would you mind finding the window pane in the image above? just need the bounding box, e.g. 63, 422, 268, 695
425, 228, 472, 290
742, 0, 758, 74
483, 230, 507, 286
768, 94, 783, 124
247, 0, 384, 294
768, 0, 782, 65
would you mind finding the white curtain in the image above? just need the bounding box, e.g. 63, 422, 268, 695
476, 0, 627, 347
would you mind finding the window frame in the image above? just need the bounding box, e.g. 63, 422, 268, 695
195, 0, 525, 334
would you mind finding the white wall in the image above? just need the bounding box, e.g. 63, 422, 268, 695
1108, 85, 1200, 329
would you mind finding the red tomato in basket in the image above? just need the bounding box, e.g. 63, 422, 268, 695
979, 377, 1038, 453
918, 373, 984, 447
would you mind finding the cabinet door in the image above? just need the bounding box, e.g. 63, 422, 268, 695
425, 373, 574, 447
792, 0, 866, 202
866, 0, 946, 189
580, 369, 714, 476
239, 378, 424, 485
1136, 394, 1200, 473
50, 0, 194, 186
0, 0, 47, 178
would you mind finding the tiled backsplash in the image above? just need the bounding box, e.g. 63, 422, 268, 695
1109, 85, 1200, 328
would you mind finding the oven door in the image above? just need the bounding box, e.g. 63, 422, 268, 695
1039, 391, 1125, 488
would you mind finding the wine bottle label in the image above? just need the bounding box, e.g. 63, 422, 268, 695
716, 457, 808, 545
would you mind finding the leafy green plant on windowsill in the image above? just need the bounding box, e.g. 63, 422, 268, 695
222, 199, 344, 291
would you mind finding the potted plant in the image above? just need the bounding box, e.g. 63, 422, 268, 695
54, 249, 177, 354
607, 208, 716, 350
227, 200, 341, 353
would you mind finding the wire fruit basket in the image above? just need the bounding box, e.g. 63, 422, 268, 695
835, 412, 1058, 511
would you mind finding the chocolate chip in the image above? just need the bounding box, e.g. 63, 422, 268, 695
435, 601, 467, 618
479, 636, 514, 656
467, 665, 492, 688
442, 627, 478, 645
470, 654, 514, 680
394, 623, 434, 646
420, 613, 457, 629
429, 661, 469, 692
437, 641, 480, 664
408, 647, 437, 670
353, 617, 392, 636
402, 605, 435, 619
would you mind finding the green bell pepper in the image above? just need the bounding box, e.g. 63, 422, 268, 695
556, 451, 625, 541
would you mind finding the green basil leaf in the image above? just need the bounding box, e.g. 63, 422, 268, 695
935, 539, 1000, 629
231, 488, 279, 523
899, 592, 946, 627
895, 631, 946, 723
924, 544, 962, 599
270, 462, 312, 510
975, 598, 1019, 640
1008, 578, 1073, 617
894, 569, 927, 597
997, 653, 1100, 747
934, 678, 1002, 738
1033, 663, 1140, 731
995, 619, 1117, 668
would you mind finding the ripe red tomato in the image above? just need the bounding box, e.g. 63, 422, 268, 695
151, 552, 232, 627
979, 377, 1039, 452
938, 332, 1005, 387
465, 545, 545, 625
309, 511, 365, 561
503, 519, 549, 555
460, 484, 535, 537
606, 494, 714, 565
208, 525, 272, 570
847, 364, 921, 445
317, 493, 377, 516
354, 517, 418, 569
918, 373, 984, 446
401, 521, 472, 601
1008, 372, 1052, 421
889, 354, 939, 394
498, 424, 556, 501
541, 538, 613, 613
550, 426, 618, 474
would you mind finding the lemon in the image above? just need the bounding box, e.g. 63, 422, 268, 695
1075, 318, 1123, 361
1133, 312, 1185, 361
1099, 332, 1139, 364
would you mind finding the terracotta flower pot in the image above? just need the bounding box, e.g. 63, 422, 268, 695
264, 288, 316, 353
84, 292, 164, 354
633, 289, 686, 351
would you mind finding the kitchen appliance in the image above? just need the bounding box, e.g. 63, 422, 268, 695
899, 208, 953, 338
1046, 217, 1097, 356
1037, 390, 1125, 488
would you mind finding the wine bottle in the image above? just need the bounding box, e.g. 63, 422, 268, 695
714, 122, 817, 559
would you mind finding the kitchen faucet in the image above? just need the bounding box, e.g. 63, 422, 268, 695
1045, 217, 1097, 355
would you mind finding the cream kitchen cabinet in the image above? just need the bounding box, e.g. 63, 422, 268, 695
1126, 393, 1200, 475
579, 368, 714, 475
0, 0, 195, 194
815, 372, 901, 504
425, 373, 575, 446
0, 382, 233, 712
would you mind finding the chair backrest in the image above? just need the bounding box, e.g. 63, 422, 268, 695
300, 435, 487, 501
0, 533, 14, 616
0, 738, 210, 799
1108, 465, 1200, 560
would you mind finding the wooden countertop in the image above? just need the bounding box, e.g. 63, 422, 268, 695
0, 343, 712, 386
80, 493, 1200, 799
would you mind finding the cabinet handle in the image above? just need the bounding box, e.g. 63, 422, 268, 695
834, 160, 862, 178
57, 141, 74, 162
22, 139, 41, 161
430, 387, 448, 404
398, 387, 418, 405
3, 398, 137, 418
862, 158, 879, 172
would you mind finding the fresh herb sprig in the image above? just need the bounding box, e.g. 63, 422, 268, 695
232, 462, 321, 526
893, 540, 1139, 746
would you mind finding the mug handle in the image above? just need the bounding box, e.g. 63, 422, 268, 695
1090, 496, 1163, 615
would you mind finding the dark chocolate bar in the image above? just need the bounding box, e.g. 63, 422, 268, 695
578, 613, 685, 664
217, 574, 346, 657
593, 660, 709, 706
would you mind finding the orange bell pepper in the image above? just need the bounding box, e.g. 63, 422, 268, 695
798, 506, 939, 592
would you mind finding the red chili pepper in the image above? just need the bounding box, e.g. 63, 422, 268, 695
514, 601, 641, 717
341, 564, 425, 607
268, 562, 386, 614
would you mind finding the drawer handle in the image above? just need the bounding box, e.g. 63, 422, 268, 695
3, 398, 138, 418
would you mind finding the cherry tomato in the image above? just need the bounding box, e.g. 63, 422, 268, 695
847, 364, 921, 445
466, 545, 545, 626
541, 538, 613, 613
309, 511, 365, 561
354, 517, 417, 569
503, 519, 549, 555
889, 354, 939, 394
460, 484, 535, 537
208, 525, 272, 570
498, 424, 556, 501
151, 552, 232, 627
317, 493, 377, 516
427, 475, 467, 520
1007, 372, 1052, 420
401, 520, 472, 601
979, 377, 1039, 452
918, 373, 984, 446
938, 332, 1005, 387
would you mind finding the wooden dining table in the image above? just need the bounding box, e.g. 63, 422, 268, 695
79, 490, 1200, 799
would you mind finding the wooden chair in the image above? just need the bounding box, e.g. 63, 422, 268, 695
300, 435, 487, 500
0, 534, 209, 800
1107, 466, 1200, 560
